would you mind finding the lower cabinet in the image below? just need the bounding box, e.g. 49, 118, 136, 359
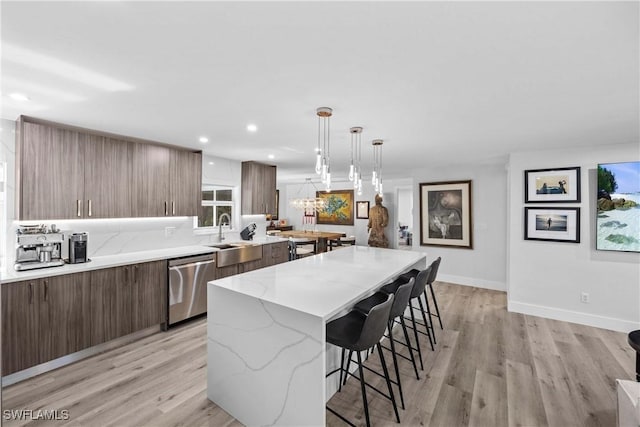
91, 261, 166, 346
2, 273, 90, 375
264, 241, 289, 267
2, 261, 166, 376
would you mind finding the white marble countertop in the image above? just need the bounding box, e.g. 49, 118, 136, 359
208, 246, 426, 320
1, 237, 288, 284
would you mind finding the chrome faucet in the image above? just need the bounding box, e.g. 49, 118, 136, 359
218, 213, 231, 241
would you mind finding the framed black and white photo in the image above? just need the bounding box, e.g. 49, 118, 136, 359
419, 180, 473, 249
356, 201, 370, 219
524, 207, 580, 243
524, 166, 581, 203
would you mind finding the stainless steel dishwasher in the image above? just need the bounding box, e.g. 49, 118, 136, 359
168, 253, 216, 326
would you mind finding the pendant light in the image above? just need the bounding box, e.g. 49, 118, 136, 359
315, 107, 333, 192
349, 127, 364, 196
372, 139, 384, 196
289, 178, 327, 212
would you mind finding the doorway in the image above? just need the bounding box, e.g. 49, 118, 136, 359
396, 186, 413, 250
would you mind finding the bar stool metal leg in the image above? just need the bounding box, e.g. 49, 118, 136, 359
338, 348, 346, 393
377, 343, 401, 423
422, 289, 437, 344
417, 296, 435, 349
400, 316, 420, 380
429, 282, 444, 329
408, 300, 425, 370
356, 351, 371, 427
387, 320, 405, 409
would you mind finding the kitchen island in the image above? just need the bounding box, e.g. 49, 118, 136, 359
207, 246, 426, 426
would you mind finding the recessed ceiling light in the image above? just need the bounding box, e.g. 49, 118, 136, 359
9, 93, 30, 101
199, 136, 209, 143
208, 161, 214, 165
247, 124, 258, 133
267, 154, 275, 160
314, 147, 321, 153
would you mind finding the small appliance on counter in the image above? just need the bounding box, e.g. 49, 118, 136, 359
14, 224, 65, 271
240, 223, 257, 240
68, 232, 89, 264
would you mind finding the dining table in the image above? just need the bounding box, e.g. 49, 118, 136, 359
277, 230, 345, 253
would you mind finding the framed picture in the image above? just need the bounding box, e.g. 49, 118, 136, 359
524, 166, 581, 203
419, 180, 472, 249
524, 207, 580, 243
316, 189, 354, 225
596, 161, 640, 252
356, 201, 370, 219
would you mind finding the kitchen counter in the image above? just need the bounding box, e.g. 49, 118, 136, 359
1, 237, 287, 284
207, 246, 426, 426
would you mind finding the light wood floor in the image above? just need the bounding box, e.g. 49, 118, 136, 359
2, 283, 635, 427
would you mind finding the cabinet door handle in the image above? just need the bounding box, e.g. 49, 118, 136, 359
172, 201, 175, 216
124, 266, 129, 283
44, 280, 48, 302
164, 201, 168, 216
29, 283, 33, 304
77, 200, 82, 217
88, 200, 92, 217
134, 265, 139, 284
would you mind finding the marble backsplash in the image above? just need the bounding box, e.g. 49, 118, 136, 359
6, 214, 268, 266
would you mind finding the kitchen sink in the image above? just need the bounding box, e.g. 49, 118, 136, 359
208, 242, 263, 267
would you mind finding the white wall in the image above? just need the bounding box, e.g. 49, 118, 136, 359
397, 188, 413, 227
507, 143, 640, 332
410, 162, 509, 291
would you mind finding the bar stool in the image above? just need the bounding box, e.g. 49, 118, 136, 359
326, 293, 399, 427
352, 278, 418, 410
393, 266, 435, 370
400, 257, 443, 341
629, 330, 640, 381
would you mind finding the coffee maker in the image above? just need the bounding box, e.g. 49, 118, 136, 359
14, 224, 65, 271
69, 232, 88, 264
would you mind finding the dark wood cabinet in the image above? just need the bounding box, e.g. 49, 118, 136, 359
2, 273, 90, 375
16, 116, 202, 220
40, 273, 91, 362
216, 264, 239, 279
131, 261, 167, 332
241, 161, 277, 215
238, 258, 265, 274
1, 280, 41, 375
83, 134, 132, 218
170, 150, 202, 216
263, 241, 289, 267
18, 121, 84, 220
131, 143, 171, 217
90, 266, 133, 345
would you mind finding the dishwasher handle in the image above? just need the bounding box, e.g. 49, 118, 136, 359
168, 254, 215, 267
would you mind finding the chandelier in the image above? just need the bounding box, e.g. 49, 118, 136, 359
289, 178, 327, 212
314, 107, 333, 192
371, 139, 384, 196
349, 126, 363, 196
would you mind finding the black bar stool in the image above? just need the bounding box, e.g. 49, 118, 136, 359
400, 257, 444, 342
326, 293, 399, 427
629, 330, 640, 381
393, 266, 435, 370
352, 278, 418, 410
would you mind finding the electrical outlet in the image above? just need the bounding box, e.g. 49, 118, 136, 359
580, 292, 590, 303
165, 226, 176, 237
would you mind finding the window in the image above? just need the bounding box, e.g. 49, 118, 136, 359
198, 185, 234, 228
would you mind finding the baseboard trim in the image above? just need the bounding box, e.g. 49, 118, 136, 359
508, 300, 640, 333
438, 274, 506, 292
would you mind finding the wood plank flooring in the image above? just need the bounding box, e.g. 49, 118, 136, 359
2, 283, 635, 426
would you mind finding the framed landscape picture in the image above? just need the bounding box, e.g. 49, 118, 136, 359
356, 201, 370, 219
524, 166, 581, 203
419, 180, 472, 249
596, 161, 640, 252
316, 190, 354, 225
524, 207, 580, 243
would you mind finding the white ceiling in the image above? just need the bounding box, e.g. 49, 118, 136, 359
1, 1, 638, 183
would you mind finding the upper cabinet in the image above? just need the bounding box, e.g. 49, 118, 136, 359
241, 161, 277, 215
16, 116, 202, 220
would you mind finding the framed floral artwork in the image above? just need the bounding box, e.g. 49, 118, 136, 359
316, 190, 354, 225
